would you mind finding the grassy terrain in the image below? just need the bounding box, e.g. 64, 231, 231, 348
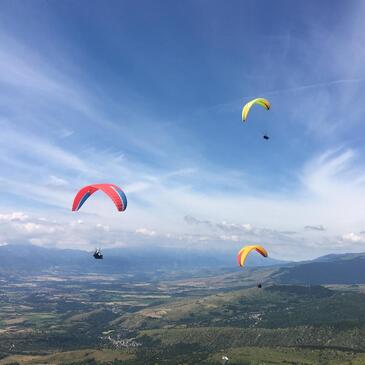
1, 270, 365, 364
208, 347, 365, 365
0, 349, 133, 365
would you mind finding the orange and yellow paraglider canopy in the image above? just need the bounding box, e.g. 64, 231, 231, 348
237, 245, 268, 267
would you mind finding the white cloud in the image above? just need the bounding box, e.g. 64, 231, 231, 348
48, 175, 69, 187
135, 228, 157, 237
29, 238, 49, 246
70, 220, 84, 226
22, 222, 41, 233
304, 225, 326, 232
0, 212, 28, 222
57, 129, 74, 138
342, 232, 365, 243
96, 223, 110, 232
219, 235, 241, 242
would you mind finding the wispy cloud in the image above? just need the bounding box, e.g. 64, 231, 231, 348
1, 128, 365, 260
304, 225, 326, 232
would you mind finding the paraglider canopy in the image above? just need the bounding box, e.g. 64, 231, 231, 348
93, 249, 103, 260
237, 245, 268, 267
72, 183, 127, 212
241, 97, 270, 122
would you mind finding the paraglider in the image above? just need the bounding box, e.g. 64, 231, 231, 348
93, 248, 103, 260
237, 245, 268, 267
72, 183, 127, 212
237, 245, 268, 288
241, 98, 270, 122
242, 98, 271, 140
72, 184, 127, 261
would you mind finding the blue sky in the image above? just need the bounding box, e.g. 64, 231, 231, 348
1, 0, 365, 260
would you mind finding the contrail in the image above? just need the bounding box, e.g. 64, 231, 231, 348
203, 78, 365, 114
263, 77, 365, 97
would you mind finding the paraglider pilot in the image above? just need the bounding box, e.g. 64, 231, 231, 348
93, 248, 103, 259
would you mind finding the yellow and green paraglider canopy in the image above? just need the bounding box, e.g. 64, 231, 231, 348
242, 98, 270, 122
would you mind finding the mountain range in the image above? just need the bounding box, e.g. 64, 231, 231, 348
1, 243, 365, 285
0, 243, 282, 275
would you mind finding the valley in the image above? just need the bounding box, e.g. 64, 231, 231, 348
1, 265, 365, 364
